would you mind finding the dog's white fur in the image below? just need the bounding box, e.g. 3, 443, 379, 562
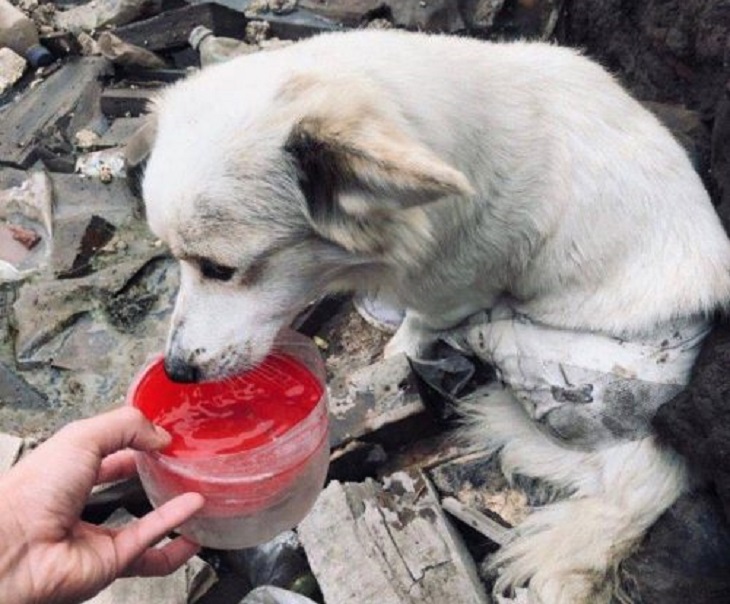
143, 30, 730, 602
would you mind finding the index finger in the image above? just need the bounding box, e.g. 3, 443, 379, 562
54, 406, 171, 459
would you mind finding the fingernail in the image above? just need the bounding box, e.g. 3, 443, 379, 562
153, 424, 172, 444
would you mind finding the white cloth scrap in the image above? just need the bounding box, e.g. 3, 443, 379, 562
459, 304, 710, 449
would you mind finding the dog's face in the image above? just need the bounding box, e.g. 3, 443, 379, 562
142, 60, 472, 382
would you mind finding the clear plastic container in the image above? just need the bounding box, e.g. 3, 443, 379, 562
129, 330, 330, 549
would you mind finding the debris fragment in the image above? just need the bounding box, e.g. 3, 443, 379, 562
97, 31, 167, 69
74, 128, 100, 149
8, 224, 40, 250
75, 148, 126, 181
54, 0, 162, 34
0, 47, 26, 96
189, 25, 255, 67
442, 497, 512, 546
299, 471, 489, 603
0, 432, 24, 475
0, 0, 53, 66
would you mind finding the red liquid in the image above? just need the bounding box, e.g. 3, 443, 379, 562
132, 354, 323, 458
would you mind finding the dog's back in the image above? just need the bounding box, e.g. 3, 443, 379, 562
150, 30, 730, 340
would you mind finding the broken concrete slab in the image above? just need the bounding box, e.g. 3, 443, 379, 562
13, 250, 172, 365
0, 48, 26, 96
0, 170, 54, 281
0, 431, 24, 475
52, 172, 140, 223
48, 172, 143, 278
0, 359, 49, 410
7, 252, 176, 439
53, 214, 116, 279
0, 357, 53, 438
298, 470, 489, 604
114, 2, 248, 52
0, 57, 112, 169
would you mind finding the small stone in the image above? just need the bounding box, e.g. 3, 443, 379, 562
270, 0, 298, 15
0, 48, 27, 96
248, 0, 270, 14
246, 20, 271, 44
74, 128, 100, 149
313, 335, 328, 350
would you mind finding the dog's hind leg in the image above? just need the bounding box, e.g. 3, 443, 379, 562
460, 388, 690, 603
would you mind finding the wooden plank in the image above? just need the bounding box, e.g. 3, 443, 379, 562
114, 3, 248, 52
0, 58, 112, 169
327, 353, 437, 449
442, 497, 512, 546
298, 470, 489, 604
100, 88, 157, 118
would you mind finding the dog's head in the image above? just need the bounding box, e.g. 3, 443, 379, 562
142, 57, 472, 382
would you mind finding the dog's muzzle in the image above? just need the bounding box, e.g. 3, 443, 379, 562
164, 356, 201, 383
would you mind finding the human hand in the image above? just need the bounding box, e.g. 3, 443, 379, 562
0, 406, 205, 604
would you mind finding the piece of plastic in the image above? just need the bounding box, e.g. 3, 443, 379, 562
189, 25, 255, 67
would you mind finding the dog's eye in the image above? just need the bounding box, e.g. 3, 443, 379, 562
199, 258, 236, 281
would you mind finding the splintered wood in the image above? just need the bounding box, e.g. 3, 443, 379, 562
298, 470, 488, 604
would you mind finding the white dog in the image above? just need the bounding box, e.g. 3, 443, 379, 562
142, 30, 730, 602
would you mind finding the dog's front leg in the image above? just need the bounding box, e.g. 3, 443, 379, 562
383, 311, 438, 358
384, 292, 498, 358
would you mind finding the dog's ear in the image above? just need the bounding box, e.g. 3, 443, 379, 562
283, 112, 473, 225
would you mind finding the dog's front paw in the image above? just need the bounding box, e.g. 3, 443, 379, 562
490, 502, 615, 604
383, 318, 436, 359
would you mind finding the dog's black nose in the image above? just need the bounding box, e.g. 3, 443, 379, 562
164, 357, 201, 383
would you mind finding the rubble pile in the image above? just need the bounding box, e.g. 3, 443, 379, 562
0, 0, 729, 602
